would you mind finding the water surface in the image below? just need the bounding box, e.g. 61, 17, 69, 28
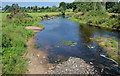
35, 16, 120, 74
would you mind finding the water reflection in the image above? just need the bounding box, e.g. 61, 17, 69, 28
35, 17, 120, 74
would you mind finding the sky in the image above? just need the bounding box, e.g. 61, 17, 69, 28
2, 0, 74, 8
1, 0, 120, 8
2, 2, 62, 8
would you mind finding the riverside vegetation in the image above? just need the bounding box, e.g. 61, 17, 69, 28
2, 1, 120, 74
2, 10, 72, 74
91, 37, 120, 64
69, 10, 120, 30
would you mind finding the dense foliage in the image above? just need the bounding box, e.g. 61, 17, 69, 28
4, 4, 62, 13
3, 1, 120, 13
70, 10, 120, 30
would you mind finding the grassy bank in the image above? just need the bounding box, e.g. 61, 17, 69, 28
91, 37, 120, 64
69, 10, 120, 31
2, 12, 66, 74
27, 12, 73, 16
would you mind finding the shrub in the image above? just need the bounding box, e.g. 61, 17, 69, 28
44, 14, 49, 18
110, 14, 117, 18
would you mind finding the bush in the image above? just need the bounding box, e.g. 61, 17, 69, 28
106, 19, 116, 27
44, 14, 49, 18
110, 14, 117, 18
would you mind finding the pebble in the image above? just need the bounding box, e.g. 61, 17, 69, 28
37, 54, 40, 57
90, 62, 93, 64
49, 67, 55, 70
31, 53, 34, 56
40, 61, 42, 64
28, 61, 31, 64
43, 56, 46, 58
47, 57, 99, 74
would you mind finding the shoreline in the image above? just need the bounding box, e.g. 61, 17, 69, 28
68, 17, 120, 32
25, 29, 54, 74
24, 14, 73, 74
90, 37, 120, 64
25, 19, 99, 74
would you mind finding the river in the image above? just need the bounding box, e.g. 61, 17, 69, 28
35, 16, 120, 74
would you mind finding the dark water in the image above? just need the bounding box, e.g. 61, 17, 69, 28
35, 16, 120, 74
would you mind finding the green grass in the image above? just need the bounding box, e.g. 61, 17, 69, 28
2, 18, 34, 74
2, 12, 69, 74
27, 12, 73, 16
2, 13, 10, 19
28, 12, 61, 16
69, 10, 120, 30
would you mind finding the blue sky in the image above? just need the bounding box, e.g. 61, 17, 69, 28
2, 0, 74, 7
2, 2, 61, 7
2, 0, 120, 8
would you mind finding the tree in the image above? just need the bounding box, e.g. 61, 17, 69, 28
45, 6, 50, 9
66, 3, 73, 9
73, 4, 77, 12
51, 6, 57, 12
4, 5, 10, 11
27, 6, 31, 10
59, 2, 66, 10
12, 4, 19, 10
41, 6, 44, 9
33, 6, 37, 12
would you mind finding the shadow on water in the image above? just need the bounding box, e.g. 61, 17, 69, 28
35, 16, 120, 74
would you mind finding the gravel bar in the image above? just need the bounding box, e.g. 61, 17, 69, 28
48, 57, 99, 74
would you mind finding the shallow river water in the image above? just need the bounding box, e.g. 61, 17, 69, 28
35, 16, 120, 74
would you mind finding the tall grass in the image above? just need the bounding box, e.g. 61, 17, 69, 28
71, 10, 120, 30
2, 19, 34, 74
2, 12, 56, 74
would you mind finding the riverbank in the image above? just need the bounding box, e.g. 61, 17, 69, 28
68, 11, 120, 31
2, 11, 70, 74
25, 26, 100, 74
90, 37, 120, 64
26, 36, 52, 74
25, 25, 54, 74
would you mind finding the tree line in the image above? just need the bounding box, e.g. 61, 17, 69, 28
3, 1, 120, 13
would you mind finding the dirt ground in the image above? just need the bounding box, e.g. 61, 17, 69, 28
25, 27, 53, 74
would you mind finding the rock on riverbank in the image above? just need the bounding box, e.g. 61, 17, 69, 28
48, 57, 99, 74
25, 26, 44, 34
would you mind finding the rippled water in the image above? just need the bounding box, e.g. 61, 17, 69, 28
35, 16, 120, 74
